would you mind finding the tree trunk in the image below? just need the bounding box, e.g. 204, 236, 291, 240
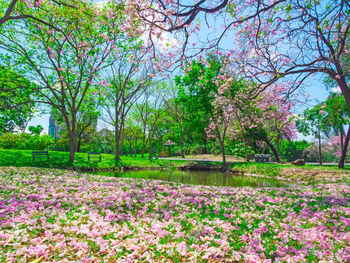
69, 132, 76, 163
338, 126, 350, 169
340, 127, 344, 154
276, 134, 281, 158
128, 139, 132, 154
334, 76, 350, 168
318, 125, 322, 165
114, 107, 120, 164
148, 136, 152, 160
264, 138, 281, 163
337, 76, 350, 110
220, 140, 227, 167
141, 135, 146, 158
77, 136, 82, 153
202, 134, 207, 154
68, 114, 76, 163
181, 129, 185, 158
115, 130, 120, 164
119, 120, 125, 155
134, 136, 138, 157
120, 134, 124, 155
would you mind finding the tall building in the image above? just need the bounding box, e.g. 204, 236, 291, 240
48, 114, 60, 139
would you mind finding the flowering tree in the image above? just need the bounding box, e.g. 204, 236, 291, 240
0, 2, 136, 162
130, 1, 350, 110
208, 76, 296, 163
0, 0, 92, 28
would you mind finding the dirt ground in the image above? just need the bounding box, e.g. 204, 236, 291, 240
173, 154, 246, 162
280, 167, 350, 183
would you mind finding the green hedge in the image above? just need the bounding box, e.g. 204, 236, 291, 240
0, 150, 188, 169
0, 133, 54, 150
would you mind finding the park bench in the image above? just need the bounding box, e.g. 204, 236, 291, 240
158, 151, 168, 158
88, 152, 101, 162
32, 151, 49, 162
255, 154, 270, 163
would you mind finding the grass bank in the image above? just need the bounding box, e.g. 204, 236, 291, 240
0, 149, 189, 170
179, 161, 350, 183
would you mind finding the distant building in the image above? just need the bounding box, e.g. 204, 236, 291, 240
48, 114, 60, 139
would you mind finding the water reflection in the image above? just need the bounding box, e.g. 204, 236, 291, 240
94, 170, 288, 187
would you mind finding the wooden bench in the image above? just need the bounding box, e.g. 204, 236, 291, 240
255, 154, 270, 163
159, 151, 168, 157
32, 151, 49, 162
88, 152, 101, 162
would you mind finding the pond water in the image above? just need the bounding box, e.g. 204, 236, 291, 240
94, 170, 289, 187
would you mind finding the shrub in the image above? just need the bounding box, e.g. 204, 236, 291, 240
279, 140, 309, 162
0, 132, 55, 150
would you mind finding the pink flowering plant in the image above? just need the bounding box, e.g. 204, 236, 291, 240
205, 58, 296, 163
0, 167, 349, 262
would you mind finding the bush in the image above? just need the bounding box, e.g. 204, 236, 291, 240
0, 132, 55, 150
303, 142, 339, 163
279, 140, 309, 162
226, 140, 254, 158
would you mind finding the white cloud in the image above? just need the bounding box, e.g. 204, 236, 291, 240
331, 86, 341, 93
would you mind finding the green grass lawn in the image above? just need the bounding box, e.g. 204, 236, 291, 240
0, 149, 189, 170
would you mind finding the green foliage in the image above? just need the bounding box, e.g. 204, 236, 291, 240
0, 149, 188, 169
0, 66, 36, 134
28, 125, 43, 136
174, 56, 222, 151
322, 93, 350, 131
0, 133, 54, 150
279, 139, 309, 162
80, 129, 115, 154
226, 140, 254, 158
296, 105, 330, 137
297, 94, 350, 138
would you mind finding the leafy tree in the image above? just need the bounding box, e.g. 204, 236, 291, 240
208, 70, 296, 163
0, 2, 135, 162
296, 106, 330, 165
133, 86, 164, 160
0, 0, 86, 27
163, 85, 188, 158
99, 46, 153, 164
319, 94, 350, 168
28, 125, 43, 136
279, 139, 309, 162
175, 55, 222, 155
0, 66, 35, 134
